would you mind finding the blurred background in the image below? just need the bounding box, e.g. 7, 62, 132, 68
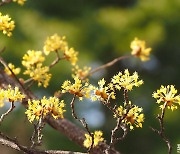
0, 0, 180, 153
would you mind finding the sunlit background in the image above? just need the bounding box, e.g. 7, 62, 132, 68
1, 0, 180, 153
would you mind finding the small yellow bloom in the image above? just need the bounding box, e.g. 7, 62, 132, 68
0, 12, 15, 37
25, 96, 66, 123
115, 106, 125, 117
13, 0, 26, 5
23, 63, 51, 88
72, 65, 91, 80
116, 103, 144, 130
64, 47, 78, 65
0, 90, 5, 107
153, 85, 180, 111
111, 69, 143, 91
43, 34, 67, 55
4, 63, 21, 75
61, 77, 92, 100
0, 85, 25, 107
5, 86, 25, 102
83, 131, 104, 148
22, 50, 45, 68
22, 50, 50, 87
130, 37, 151, 61
92, 78, 115, 101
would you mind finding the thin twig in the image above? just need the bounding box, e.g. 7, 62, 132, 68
102, 101, 116, 114
0, 132, 86, 154
107, 88, 131, 152
25, 80, 35, 90
31, 114, 45, 148
70, 96, 94, 152
49, 51, 64, 69
101, 94, 117, 115
150, 102, 172, 154
109, 118, 121, 149
0, 101, 15, 124
123, 89, 129, 104
85, 55, 131, 79
24, 78, 33, 85
116, 124, 128, 141
102, 94, 128, 153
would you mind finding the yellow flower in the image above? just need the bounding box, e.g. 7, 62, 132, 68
47, 97, 66, 119
25, 96, 66, 123
130, 37, 151, 61
0, 12, 15, 37
83, 131, 104, 148
24, 63, 51, 88
43, 34, 67, 55
61, 77, 92, 100
0, 90, 5, 107
116, 103, 144, 130
0, 86, 25, 107
64, 47, 78, 65
5, 85, 25, 102
92, 78, 115, 101
4, 63, 21, 75
22, 50, 45, 68
72, 65, 91, 80
115, 105, 125, 117
13, 0, 26, 5
152, 85, 180, 111
43, 34, 79, 65
111, 69, 143, 91
22, 50, 51, 87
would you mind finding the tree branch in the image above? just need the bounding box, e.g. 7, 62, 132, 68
150, 102, 172, 154
70, 96, 94, 152
0, 56, 32, 99
30, 115, 45, 148
49, 51, 65, 69
85, 55, 131, 78
107, 88, 131, 152
0, 101, 15, 124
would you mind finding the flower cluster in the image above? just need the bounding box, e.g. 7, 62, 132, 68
22, 50, 45, 68
152, 85, 180, 111
25, 96, 66, 123
91, 69, 143, 102
22, 50, 51, 88
0, 12, 15, 37
61, 77, 93, 100
116, 102, 144, 130
24, 63, 51, 88
43, 34, 67, 55
0, 86, 25, 107
89, 70, 144, 130
4, 63, 21, 75
13, 0, 26, 5
130, 37, 151, 61
43, 34, 78, 65
72, 65, 91, 80
83, 131, 104, 148
91, 78, 115, 101
64, 47, 78, 66
111, 69, 143, 91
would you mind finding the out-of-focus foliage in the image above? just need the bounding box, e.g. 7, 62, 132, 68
1, 0, 180, 153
